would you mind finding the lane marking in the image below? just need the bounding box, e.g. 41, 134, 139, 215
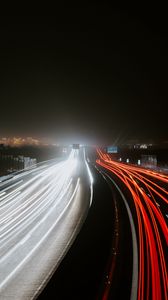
100, 170, 138, 300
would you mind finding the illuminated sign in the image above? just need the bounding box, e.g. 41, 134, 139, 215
107, 146, 118, 153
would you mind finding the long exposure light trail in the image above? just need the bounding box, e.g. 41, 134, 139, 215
96, 148, 168, 300
0, 148, 93, 299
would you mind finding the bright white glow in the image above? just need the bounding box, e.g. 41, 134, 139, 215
86, 160, 93, 185
0, 148, 93, 298
84, 148, 93, 206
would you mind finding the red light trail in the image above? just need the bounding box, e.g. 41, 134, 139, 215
96, 149, 168, 300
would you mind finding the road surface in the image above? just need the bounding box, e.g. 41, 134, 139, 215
96, 148, 168, 300
0, 148, 93, 299
38, 150, 134, 300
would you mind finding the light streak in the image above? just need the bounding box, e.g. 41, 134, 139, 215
84, 148, 93, 206
97, 148, 168, 300
0, 149, 91, 298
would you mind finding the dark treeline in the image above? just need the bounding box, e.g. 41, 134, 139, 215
0, 145, 64, 162
0, 145, 65, 176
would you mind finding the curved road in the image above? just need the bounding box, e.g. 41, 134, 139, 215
96, 148, 168, 300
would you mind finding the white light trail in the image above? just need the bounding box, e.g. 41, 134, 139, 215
0, 148, 92, 299
84, 148, 93, 206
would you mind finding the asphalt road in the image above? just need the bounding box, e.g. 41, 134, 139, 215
0, 149, 92, 299
1, 147, 167, 300
96, 148, 168, 300
35, 150, 168, 300
38, 158, 133, 300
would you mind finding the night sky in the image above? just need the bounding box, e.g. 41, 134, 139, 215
0, 6, 168, 144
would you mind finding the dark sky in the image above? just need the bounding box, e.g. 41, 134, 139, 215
0, 5, 168, 144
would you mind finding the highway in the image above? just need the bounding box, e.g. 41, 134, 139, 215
38, 150, 135, 300
0, 146, 167, 300
0, 148, 93, 299
96, 148, 168, 300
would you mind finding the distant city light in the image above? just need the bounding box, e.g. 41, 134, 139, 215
140, 144, 148, 149
0, 137, 53, 147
